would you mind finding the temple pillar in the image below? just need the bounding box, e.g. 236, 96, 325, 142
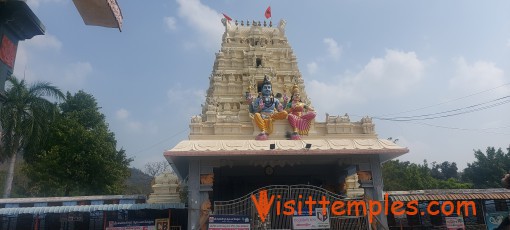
358, 155, 388, 228
188, 159, 214, 230
188, 160, 200, 230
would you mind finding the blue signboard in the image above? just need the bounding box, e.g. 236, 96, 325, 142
208, 215, 250, 230
111, 220, 155, 227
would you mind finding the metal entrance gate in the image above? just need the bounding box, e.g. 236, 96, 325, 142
214, 185, 368, 229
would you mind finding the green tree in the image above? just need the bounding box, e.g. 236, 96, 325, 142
462, 147, 510, 188
383, 159, 471, 191
24, 91, 132, 196
0, 76, 64, 198
431, 161, 459, 180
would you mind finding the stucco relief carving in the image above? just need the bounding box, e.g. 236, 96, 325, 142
190, 18, 381, 138
191, 115, 202, 123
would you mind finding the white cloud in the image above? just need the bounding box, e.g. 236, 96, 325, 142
307, 62, 318, 75
308, 49, 425, 114
176, 0, 223, 50
507, 39, 510, 48
13, 44, 30, 78
114, 108, 154, 134
323, 38, 341, 60
449, 57, 508, 95
13, 34, 62, 81
13, 37, 92, 91
26, 33, 62, 50
127, 121, 143, 132
164, 17, 177, 31
116, 108, 130, 120
26, 0, 65, 9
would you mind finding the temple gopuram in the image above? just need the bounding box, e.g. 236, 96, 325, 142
165, 18, 409, 230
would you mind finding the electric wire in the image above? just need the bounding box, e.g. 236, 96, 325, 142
373, 96, 510, 121
378, 82, 510, 117
407, 121, 510, 136
132, 84, 510, 153
131, 128, 188, 156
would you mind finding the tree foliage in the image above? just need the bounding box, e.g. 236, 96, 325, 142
430, 161, 458, 180
144, 161, 171, 178
383, 160, 471, 191
24, 91, 132, 196
0, 76, 64, 197
462, 147, 510, 189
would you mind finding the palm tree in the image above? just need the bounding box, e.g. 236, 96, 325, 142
0, 76, 64, 198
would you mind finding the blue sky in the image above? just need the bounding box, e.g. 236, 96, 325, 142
15, 0, 510, 170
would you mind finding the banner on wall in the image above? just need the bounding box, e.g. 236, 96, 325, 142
292, 208, 330, 230
485, 212, 510, 230
445, 216, 465, 230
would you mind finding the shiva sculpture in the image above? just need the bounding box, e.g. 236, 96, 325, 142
286, 84, 316, 140
246, 75, 288, 140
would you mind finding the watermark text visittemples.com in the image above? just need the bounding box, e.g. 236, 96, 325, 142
251, 190, 477, 223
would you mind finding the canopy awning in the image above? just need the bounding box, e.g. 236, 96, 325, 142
165, 139, 409, 180
0, 203, 185, 215
388, 189, 510, 201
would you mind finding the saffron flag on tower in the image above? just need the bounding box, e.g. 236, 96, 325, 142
222, 13, 232, 21
265, 6, 271, 19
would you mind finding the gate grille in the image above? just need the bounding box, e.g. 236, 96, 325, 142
213, 185, 368, 229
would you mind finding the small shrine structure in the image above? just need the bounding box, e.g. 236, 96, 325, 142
147, 172, 182, 204
165, 18, 408, 230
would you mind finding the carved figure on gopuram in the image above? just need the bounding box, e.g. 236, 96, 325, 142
286, 84, 316, 140
246, 75, 288, 140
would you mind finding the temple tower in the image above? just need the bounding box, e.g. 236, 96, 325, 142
191, 19, 312, 139
167, 18, 408, 230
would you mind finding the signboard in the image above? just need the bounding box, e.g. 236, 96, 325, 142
0, 35, 17, 69
445, 217, 465, 230
109, 220, 155, 227
106, 220, 156, 230
292, 208, 330, 230
106, 227, 154, 230
485, 212, 510, 230
208, 215, 250, 230
155, 219, 169, 230
59, 213, 83, 222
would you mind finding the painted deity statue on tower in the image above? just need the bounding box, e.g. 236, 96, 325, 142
286, 84, 316, 140
246, 75, 288, 140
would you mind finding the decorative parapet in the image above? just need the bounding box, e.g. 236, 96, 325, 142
322, 113, 376, 135
221, 18, 288, 47
222, 18, 285, 32
189, 114, 376, 139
